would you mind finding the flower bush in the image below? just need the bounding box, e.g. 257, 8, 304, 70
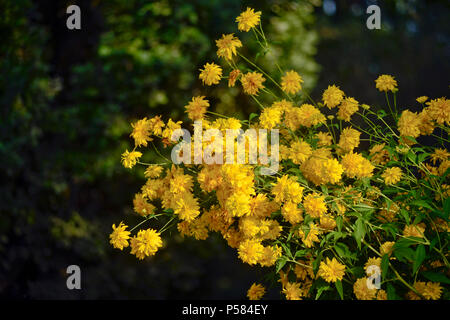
110, 8, 449, 300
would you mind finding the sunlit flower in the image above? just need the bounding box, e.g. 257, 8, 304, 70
199, 62, 222, 86
322, 85, 344, 109
216, 34, 242, 60
236, 7, 261, 32
281, 70, 303, 95
241, 71, 265, 95
375, 74, 397, 92
247, 283, 266, 300
109, 222, 130, 250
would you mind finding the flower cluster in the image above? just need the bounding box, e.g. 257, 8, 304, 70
111, 8, 449, 300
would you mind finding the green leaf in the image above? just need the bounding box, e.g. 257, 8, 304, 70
353, 218, 366, 250
276, 256, 287, 273
399, 209, 410, 224
394, 247, 415, 263
410, 200, 434, 211
443, 198, 450, 218
422, 271, 450, 285
335, 280, 344, 300
406, 150, 417, 163
381, 254, 389, 281
336, 215, 343, 233
417, 152, 429, 163
412, 244, 426, 275
386, 283, 399, 300
334, 243, 347, 259
248, 113, 258, 123
295, 250, 307, 258
315, 285, 330, 300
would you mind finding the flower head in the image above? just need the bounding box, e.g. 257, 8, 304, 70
185, 96, 209, 120
381, 167, 402, 185
199, 62, 222, 86
121, 150, 142, 169
236, 8, 261, 32
216, 34, 242, 60
375, 74, 398, 92
241, 71, 265, 95
238, 239, 264, 265
322, 85, 344, 109
247, 283, 266, 300
318, 257, 346, 283
228, 69, 241, 87
337, 97, 359, 122
109, 222, 131, 250
130, 229, 163, 259
130, 117, 153, 147
281, 70, 303, 95
283, 282, 303, 300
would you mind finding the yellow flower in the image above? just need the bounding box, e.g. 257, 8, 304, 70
297, 104, 326, 127
337, 97, 359, 122
364, 257, 381, 272
426, 97, 450, 125
149, 115, 165, 135
130, 228, 163, 260
174, 193, 200, 222
298, 223, 320, 248
403, 223, 426, 238
288, 140, 312, 165
121, 150, 142, 169
216, 33, 242, 60
271, 175, 304, 204
422, 282, 442, 300
369, 143, 390, 165
375, 74, 397, 92
321, 158, 343, 184
283, 282, 303, 300
316, 132, 333, 147
199, 62, 222, 86
259, 106, 282, 129
109, 222, 130, 250
130, 117, 153, 147
318, 257, 346, 283
241, 71, 265, 95
319, 215, 336, 231
228, 69, 241, 87
144, 165, 163, 178
258, 245, 282, 267
247, 283, 266, 300
226, 192, 251, 217
236, 7, 261, 32
407, 281, 442, 300
133, 193, 156, 216
341, 152, 374, 179
381, 167, 402, 185
238, 239, 264, 265
281, 70, 303, 95
281, 201, 303, 225
353, 277, 376, 300
303, 193, 327, 218
337, 127, 360, 153
161, 118, 183, 141
430, 148, 450, 164
416, 96, 428, 104
322, 85, 344, 109
379, 241, 395, 257
185, 96, 209, 120
398, 110, 421, 138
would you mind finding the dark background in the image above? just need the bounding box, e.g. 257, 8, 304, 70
0, 0, 448, 299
